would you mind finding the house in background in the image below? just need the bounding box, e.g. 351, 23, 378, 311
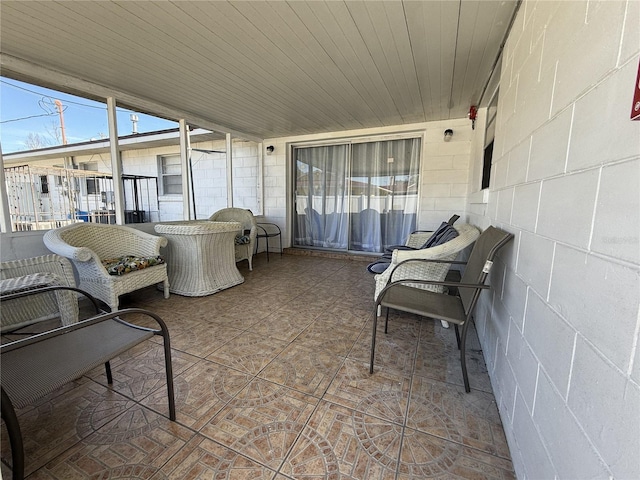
2, 128, 262, 228
1, 1, 638, 478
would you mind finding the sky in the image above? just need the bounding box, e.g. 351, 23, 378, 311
0, 78, 177, 154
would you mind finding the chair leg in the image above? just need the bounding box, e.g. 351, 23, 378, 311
454, 324, 461, 349
162, 333, 176, 421
384, 307, 390, 334
459, 322, 471, 393
1, 387, 24, 480
163, 279, 170, 299
369, 307, 379, 374
105, 361, 113, 384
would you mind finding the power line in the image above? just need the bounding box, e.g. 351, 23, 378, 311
1, 79, 106, 111
0, 112, 57, 124
1, 79, 153, 115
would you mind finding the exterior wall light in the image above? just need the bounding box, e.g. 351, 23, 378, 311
266, 145, 275, 154
444, 129, 453, 142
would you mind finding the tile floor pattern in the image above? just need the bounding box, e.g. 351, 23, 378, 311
1, 253, 515, 479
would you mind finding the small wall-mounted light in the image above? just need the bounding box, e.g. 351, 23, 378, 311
444, 129, 454, 142
266, 145, 275, 155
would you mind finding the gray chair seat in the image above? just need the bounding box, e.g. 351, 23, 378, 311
380, 284, 467, 325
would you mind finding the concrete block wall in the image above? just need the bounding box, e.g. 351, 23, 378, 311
468, 1, 640, 478
230, 139, 260, 213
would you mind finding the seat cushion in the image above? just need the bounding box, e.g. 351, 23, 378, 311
421, 222, 459, 248
102, 255, 165, 276
235, 234, 250, 245
367, 224, 459, 274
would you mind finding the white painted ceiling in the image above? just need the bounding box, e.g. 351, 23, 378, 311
0, 1, 518, 141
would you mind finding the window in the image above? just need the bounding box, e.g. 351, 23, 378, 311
158, 154, 182, 195
482, 89, 498, 190
39, 175, 49, 195
81, 162, 99, 195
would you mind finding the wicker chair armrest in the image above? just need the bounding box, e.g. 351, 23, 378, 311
135, 229, 168, 246
120, 229, 167, 256
405, 231, 434, 248
0, 255, 76, 287
386, 257, 461, 283
43, 232, 95, 263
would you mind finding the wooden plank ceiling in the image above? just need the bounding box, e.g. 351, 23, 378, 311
0, 1, 518, 140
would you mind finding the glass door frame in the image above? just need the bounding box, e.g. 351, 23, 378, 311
288, 130, 425, 254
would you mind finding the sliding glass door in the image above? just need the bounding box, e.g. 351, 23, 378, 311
293, 137, 420, 253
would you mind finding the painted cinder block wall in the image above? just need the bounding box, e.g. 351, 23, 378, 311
264, 117, 475, 250
467, 1, 640, 478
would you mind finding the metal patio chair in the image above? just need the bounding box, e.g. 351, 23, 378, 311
370, 226, 514, 392
0, 286, 175, 480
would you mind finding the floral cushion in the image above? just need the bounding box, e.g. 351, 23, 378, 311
235, 234, 250, 245
102, 255, 165, 276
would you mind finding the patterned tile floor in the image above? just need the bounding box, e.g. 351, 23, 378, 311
1, 253, 514, 479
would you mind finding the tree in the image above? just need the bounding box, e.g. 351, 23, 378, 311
23, 132, 52, 150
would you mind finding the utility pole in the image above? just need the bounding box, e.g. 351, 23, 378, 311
54, 99, 67, 145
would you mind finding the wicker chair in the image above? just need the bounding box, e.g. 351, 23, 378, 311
208, 208, 258, 270
374, 223, 480, 327
0, 254, 79, 332
43, 223, 170, 311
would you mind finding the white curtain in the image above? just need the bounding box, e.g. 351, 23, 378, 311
294, 144, 348, 248
293, 138, 420, 252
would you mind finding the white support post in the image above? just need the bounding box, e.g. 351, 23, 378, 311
106, 97, 125, 225
226, 133, 233, 207
179, 119, 192, 220
257, 142, 264, 216
0, 146, 13, 233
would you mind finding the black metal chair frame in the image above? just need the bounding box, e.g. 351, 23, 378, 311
370, 226, 514, 392
255, 222, 282, 261
0, 286, 175, 480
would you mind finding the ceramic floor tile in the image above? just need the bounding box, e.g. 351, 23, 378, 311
198, 378, 319, 470
141, 359, 253, 430
324, 358, 411, 425
292, 322, 361, 357
272, 303, 329, 323
87, 344, 200, 402
352, 318, 421, 376
205, 332, 289, 374
250, 312, 317, 343
415, 331, 493, 393
2, 254, 515, 480
281, 400, 399, 479
157, 434, 278, 479
207, 312, 265, 331
28, 403, 194, 479
163, 321, 244, 358
1, 381, 134, 477
314, 310, 369, 333
396, 428, 515, 479
407, 377, 511, 459
258, 344, 345, 397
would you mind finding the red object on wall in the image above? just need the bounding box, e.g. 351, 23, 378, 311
468, 105, 478, 129
632, 58, 640, 121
